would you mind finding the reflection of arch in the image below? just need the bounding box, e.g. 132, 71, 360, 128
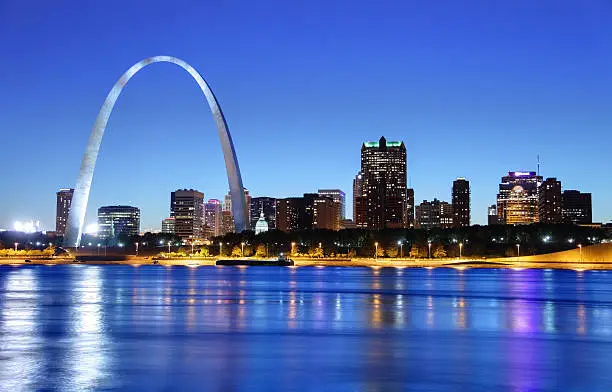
64, 56, 247, 247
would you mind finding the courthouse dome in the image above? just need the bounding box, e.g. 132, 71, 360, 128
255, 212, 269, 234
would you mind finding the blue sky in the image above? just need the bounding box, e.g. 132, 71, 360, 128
1, 1, 611, 230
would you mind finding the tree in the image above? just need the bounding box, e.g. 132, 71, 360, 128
255, 244, 266, 257
433, 244, 447, 258
386, 247, 398, 258
376, 245, 385, 257
231, 246, 242, 257
198, 247, 210, 257
308, 246, 323, 258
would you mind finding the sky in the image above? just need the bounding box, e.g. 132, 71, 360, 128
1, 0, 611, 231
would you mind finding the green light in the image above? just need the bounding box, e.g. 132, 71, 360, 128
364, 141, 402, 147
364, 142, 379, 147
387, 141, 402, 147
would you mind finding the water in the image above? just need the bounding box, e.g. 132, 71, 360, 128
1, 265, 612, 391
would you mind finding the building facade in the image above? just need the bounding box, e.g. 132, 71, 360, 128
497, 171, 542, 225
276, 197, 304, 232
353, 171, 366, 227
361, 136, 407, 229
204, 199, 222, 237
313, 196, 341, 231
562, 190, 592, 224
56, 188, 74, 236
250, 197, 277, 231
452, 178, 470, 228
171, 189, 205, 240
318, 189, 346, 220
415, 199, 451, 230
406, 188, 415, 228
488, 204, 500, 225
538, 178, 562, 223
97, 205, 140, 240
161, 217, 175, 234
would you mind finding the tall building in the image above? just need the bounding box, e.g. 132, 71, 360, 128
98, 205, 140, 240
488, 204, 500, 225
361, 136, 407, 229
562, 190, 592, 224
415, 199, 450, 229
220, 210, 234, 235
538, 178, 562, 223
406, 188, 415, 228
318, 189, 346, 220
55, 188, 74, 236
250, 197, 277, 231
171, 189, 205, 240
452, 178, 470, 228
276, 197, 304, 232
204, 199, 222, 237
497, 171, 542, 225
161, 217, 175, 234
353, 171, 366, 227
223, 189, 251, 227
313, 196, 341, 231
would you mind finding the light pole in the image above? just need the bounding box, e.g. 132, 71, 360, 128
375, 242, 379, 261
397, 241, 403, 258
135, 242, 139, 256
191, 242, 194, 255
516, 244, 520, 261
168, 242, 171, 253
428, 241, 432, 259
97, 243, 101, 256
241, 242, 245, 257
219, 242, 223, 257
14, 242, 18, 252
291, 242, 296, 255
459, 242, 463, 259
578, 244, 583, 262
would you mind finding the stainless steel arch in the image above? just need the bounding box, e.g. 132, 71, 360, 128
63, 56, 248, 247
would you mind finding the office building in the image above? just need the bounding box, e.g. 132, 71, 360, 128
318, 189, 346, 220
250, 197, 277, 231
204, 199, 222, 237
562, 190, 592, 224
488, 205, 500, 225
98, 205, 140, 239
452, 178, 470, 228
406, 188, 415, 228
171, 189, 205, 240
161, 217, 175, 234
276, 197, 304, 232
220, 210, 234, 235
55, 188, 74, 236
353, 171, 367, 227
415, 199, 450, 229
361, 136, 407, 229
497, 171, 542, 225
440, 202, 454, 229
538, 178, 562, 223
314, 196, 341, 231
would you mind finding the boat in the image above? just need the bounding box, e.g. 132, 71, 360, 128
216, 253, 294, 266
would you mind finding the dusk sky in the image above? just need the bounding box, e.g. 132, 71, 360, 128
1, 1, 611, 231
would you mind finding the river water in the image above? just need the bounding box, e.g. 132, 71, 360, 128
1, 264, 611, 391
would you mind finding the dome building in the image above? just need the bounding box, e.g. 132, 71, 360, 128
255, 212, 269, 234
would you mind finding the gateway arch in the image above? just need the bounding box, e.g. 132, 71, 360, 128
63, 56, 248, 247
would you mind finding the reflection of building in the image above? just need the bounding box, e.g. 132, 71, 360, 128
56, 188, 74, 236
361, 137, 407, 229
562, 190, 592, 224
161, 217, 175, 234
353, 171, 367, 227
98, 205, 140, 239
497, 171, 542, 225
255, 212, 269, 234
406, 188, 415, 228
415, 199, 451, 229
318, 189, 345, 220
204, 199, 222, 237
488, 204, 500, 225
538, 178, 562, 223
171, 189, 205, 239
452, 178, 470, 227
250, 197, 276, 231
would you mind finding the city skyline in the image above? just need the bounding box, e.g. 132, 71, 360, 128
2, 1, 612, 230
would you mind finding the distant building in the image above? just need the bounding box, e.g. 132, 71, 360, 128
318, 189, 346, 220
171, 189, 205, 240
488, 204, 500, 225
415, 199, 450, 229
220, 210, 234, 235
406, 188, 415, 228
223, 188, 251, 227
204, 199, 222, 237
276, 193, 340, 232
538, 178, 562, 223
314, 196, 341, 231
255, 212, 269, 234
353, 171, 366, 227
440, 202, 453, 229
562, 190, 592, 224
161, 217, 175, 234
276, 197, 304, 232
452, 178, 470, 228
361, 136, 407, 229
98, 205, 140, 240
340, 219, 356, 229
250, 197, 277, 231
56, 188, 74, 236
497, 171, 542, 225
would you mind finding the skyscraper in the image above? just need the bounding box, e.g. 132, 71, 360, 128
452, 178, 470, 228
415, 199, 445, 230
313, 196, 341, 231
353, 171, 366, 227
318, 189, 346, 220
562, 190, 592, 224
171, 189, 205, 240
361, 136, 407, 229
406, 188, 415, 228
250, 197, 277, 231
538, 178, 562, 223
488, 204, 500, 225
55, 188, 74, 236
97, 205, 140, 240
204, 199, 222, 237
161, 217, 175, 234
276, 197, 304, 232
497, 171, 542, 225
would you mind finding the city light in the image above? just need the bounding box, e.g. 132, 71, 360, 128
84, 223, 98, 234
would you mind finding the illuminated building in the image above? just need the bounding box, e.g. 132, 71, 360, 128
497, 171, 542, 225
255, 212, 269, 234
415, 199, 451, 229
361, 136, 407, 229
223, 188, 252, 228
562, 190, 592, 224
204, 199, 222, 237
97, 205, 140, 239
452, 178, 470, 227
318, 189, 346, 220
220, 210, 234, 234
406, 188, 415, 228
440, 202, 453, 229
314, 196, 341, 231
56, 188, 74, 236
171, 189, 205, 239
161, 217, 175, 234
276, 194, 340, 232
353, 171, 367, 227
250, 197, 276, 231
538, 178, 562, 223
276, 197, 303, 232
488, 204, 500, 225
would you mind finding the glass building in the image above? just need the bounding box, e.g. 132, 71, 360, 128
97, 205, 140, 240
496, 171, 542, 225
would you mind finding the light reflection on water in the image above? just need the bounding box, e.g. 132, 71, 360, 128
0, 265, 612, 391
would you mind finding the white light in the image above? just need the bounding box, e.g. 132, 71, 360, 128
84, 223, 98, 234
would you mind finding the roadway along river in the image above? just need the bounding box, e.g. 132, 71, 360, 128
1, 265, 611, 391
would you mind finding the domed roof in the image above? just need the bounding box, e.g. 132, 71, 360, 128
255, 212, 269, 234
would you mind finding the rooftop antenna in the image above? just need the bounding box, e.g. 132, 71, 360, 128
537, 154, 540, 177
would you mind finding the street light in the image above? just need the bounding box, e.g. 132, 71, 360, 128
14, 242, 18, 252
219, 242, 223, 256
291, 242, 296, 255
97, 243, 101, 256
397, 240, 403, 258
578, 244, 583, 262
241, 242, 245, 257
191, 242, 194, 255
428, 241, 432, 259
374, 242, 379, 261
459, 242, 463, 259
167, 242, 171, 253
135, 242, 139, 256
516, 244, 520, 260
